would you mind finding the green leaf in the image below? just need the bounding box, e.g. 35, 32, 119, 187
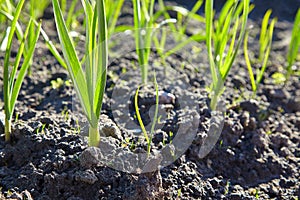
52, 0, 91, 121
134, 86, 149, 143
259, 9, 272, 60
2, 13, 68, 69
221, 0, 250, 80
287, 8, 300, 76
107, 0, 125, 36
3, 0, 25, 119
206, 0, 250, 109
39, 27, 67, 69
244, 31, 256, 92
10, 19, 33, 92
257, 17, 277, 84
205, 0, 218, 87
10, 21, 42, 114
66, 0, 79, 29
53, 0, 107, 146
94, 0, 107, 119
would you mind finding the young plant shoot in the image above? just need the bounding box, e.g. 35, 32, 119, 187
52, 0, 108, 147
205, 0, 250, 110
3, 0, 41, 142
134, 74, 159, 156
27, 0, 50, 75
244, 9, 277, 96
156, 0, 205, 38
105, 0, 125, 37
286, 8, 300, 78
0, 8, 68, 69
152, 0, 206, 70
133, 0, 155, 84
0, 0, 43, 75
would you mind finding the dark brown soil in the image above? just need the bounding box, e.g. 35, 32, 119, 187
0, 1, 299, 200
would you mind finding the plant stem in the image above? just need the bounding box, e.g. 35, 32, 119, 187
210, 79, 223, 110
148, 73, 159, 155
5, 118, 11, 142
141, 62, 148, 84
88, 125, 100, 147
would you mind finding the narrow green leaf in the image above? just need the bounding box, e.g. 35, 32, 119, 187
259, 9, 272, 60
221, 16, 239, 78
287, 8, 300, 75
182, 0, 204, 33
216, 7, 234, 67
135, 86, 149, 143
10, 22, 42, 115
150, 73, 159, 136
217, 0, 235, 32
257, 17, 277, 84
133, 0, 148, 83
244, 31, 256, 92
159, 28, 167, 52
107, 0, 125, 36
94, 0, 108, 120
10, 19, 33, 92
84, 2, 97, 118
221, 0, 250, 80
41, 31, 67, 69
141, 0, 150, 23
3, 0, 25, 119
0, 9, 25, 43
61, 0, 67, 14
113, 25, 134, 33
155, 1, 178, 32
52, 0, 91, 121
66, 0, 79, 29
0, 26, 10, 51
205, 0, 218, 87
165, 34, 205, 57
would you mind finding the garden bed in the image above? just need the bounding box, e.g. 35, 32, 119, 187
0, 0, 299, 199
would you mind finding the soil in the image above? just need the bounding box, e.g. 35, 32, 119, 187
0, 1, 299, 200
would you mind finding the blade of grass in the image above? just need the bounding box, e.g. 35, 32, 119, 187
165, 34, 206, 57
61, 0, 67, 14
205, 0, 218, 87
257, 17, 277, 84
244, 30, 256, 92
206, 0, 250, 110
0, 26, 10, 51
3, 0, 25, 124
182, 0, 204, 33
10, 21, 41, 115
244, 10, 276, 96
3, 0, 42, 142
133, 0, 147, 83
39, 27, 67, 69
259, 9, 272, 61
287, 8, 300, 77
157, 0, 176, 32
0, 10, 23, 42
94, 0, 107, 119
9, 19, 33, 91
134, 86, 149, 144
221, 0, 250, 80
82, 0, 96, 125
52, 0, 91, 122
107, 0, 125, 37
149, 73, 159, 155
66, 0, 79, 29
52, 0, 107, 146
0, 9, 67, 69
